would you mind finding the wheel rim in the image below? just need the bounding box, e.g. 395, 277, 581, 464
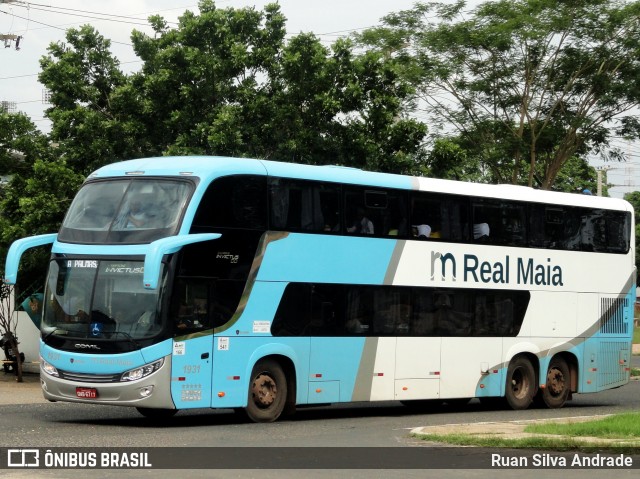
546, 367, 565, 397
510, 367, 530, 399
251, 373, 277, 409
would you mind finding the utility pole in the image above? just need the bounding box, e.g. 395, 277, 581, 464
1, 1, 22, 50
596, 166, 610, 197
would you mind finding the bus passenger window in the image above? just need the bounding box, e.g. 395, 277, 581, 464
344, 288, 372, 333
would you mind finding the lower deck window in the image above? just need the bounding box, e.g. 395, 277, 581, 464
272, 283, 529, 337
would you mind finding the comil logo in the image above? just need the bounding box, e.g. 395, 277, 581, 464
7, 449, 39, 467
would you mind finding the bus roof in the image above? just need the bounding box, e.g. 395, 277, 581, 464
89, 156, 633, 212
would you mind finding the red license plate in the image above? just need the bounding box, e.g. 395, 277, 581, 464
76, 387, 98, 399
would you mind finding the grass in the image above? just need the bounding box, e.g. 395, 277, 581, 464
413, 412, 640, 451
414, 433, 585, 450
524, 412, 640, 439
634, 325, 640, 345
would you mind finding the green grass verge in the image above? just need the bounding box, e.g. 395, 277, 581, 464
413, 412, 640, 451
524, 412, 640, 438
634, 326, 640, 346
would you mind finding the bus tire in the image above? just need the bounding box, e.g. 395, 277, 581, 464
505, 356, 536, 410
245, 359, 287, 423
136, 407, 178, 419
539, 356, 570, 409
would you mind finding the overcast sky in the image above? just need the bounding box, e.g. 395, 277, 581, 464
0, 0, 419, 129
1, 1, 637, 196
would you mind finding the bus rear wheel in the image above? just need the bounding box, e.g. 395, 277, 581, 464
505, 356, 536, 410
539, 357, 570, 409
245, 359, 287, 423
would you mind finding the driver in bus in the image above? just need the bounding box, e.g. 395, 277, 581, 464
126, 198, 149, 228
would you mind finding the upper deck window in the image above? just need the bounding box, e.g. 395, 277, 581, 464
59, 178, 194, 244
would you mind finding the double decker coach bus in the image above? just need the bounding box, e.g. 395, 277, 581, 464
4, 156, 635, 421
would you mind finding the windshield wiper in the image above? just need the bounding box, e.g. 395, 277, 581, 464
41, 327, 71, 342
107, 331, 141, 349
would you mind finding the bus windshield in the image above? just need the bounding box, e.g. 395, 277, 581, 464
58, 178, 194, 244
42, 259, 164, 341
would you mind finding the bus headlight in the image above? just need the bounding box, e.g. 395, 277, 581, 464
120, 358, 164, 382
40, 357, 59, 377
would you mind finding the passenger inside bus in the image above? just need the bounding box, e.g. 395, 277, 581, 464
413, 224, 432, 239
347, 206, 374, 235
473, 222, 490, 240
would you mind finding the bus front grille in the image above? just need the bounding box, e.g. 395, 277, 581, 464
58, 370, 121, 383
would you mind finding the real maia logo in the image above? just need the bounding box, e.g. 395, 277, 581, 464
430, 252, 564, 286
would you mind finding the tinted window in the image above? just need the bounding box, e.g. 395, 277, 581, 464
193, 175, 267, 230
269, 178, 341, 233
410, 192, 469, 241
272, 283, 529, 338
472, 198, 526, 246
344, 187, 408, 237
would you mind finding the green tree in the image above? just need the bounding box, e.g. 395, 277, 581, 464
127, 0, 426, 172
38, 2, 426, 174
0, 113, 73, 296
39, 25, 148, 174
0, 112, 49, 177
358, 0, 640, 188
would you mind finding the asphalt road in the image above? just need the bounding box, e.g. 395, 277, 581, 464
1, 373, 639, 479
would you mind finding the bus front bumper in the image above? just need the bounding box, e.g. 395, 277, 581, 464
40, 357, 175, 409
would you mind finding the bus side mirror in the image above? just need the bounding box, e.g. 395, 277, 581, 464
143, 233, 221, 290
4, 233, 58, 284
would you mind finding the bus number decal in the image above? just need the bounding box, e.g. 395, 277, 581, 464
218, 337, 229, 351
173, 341, 185, 356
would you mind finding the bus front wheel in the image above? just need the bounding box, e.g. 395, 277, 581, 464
539, 356, 570, 409
245, 359, 287, 423
505, 356, 536, 410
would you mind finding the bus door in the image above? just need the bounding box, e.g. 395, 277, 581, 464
170, 335, 214, 409
169, 281, 214, 409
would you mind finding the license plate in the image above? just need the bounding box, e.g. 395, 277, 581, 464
76, 387, 98, 399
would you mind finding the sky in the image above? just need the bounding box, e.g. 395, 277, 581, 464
1, 0, 638, 197
0, 0, 419, 127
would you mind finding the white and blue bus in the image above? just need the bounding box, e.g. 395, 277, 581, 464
4, 156, 635, 421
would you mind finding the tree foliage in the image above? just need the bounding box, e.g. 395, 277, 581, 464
1, 1, 428, 294
358, 0, 640, 189
35, 1, 426, 175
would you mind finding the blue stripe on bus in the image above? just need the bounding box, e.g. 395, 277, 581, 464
256, 234, 398, 284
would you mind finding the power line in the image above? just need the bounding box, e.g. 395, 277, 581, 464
12, 3, 171, 28
0, 8, 133, 46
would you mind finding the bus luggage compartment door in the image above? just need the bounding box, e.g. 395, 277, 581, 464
395, 338, 441, 400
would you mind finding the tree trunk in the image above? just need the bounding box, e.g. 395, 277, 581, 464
6, 333, 23, 383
